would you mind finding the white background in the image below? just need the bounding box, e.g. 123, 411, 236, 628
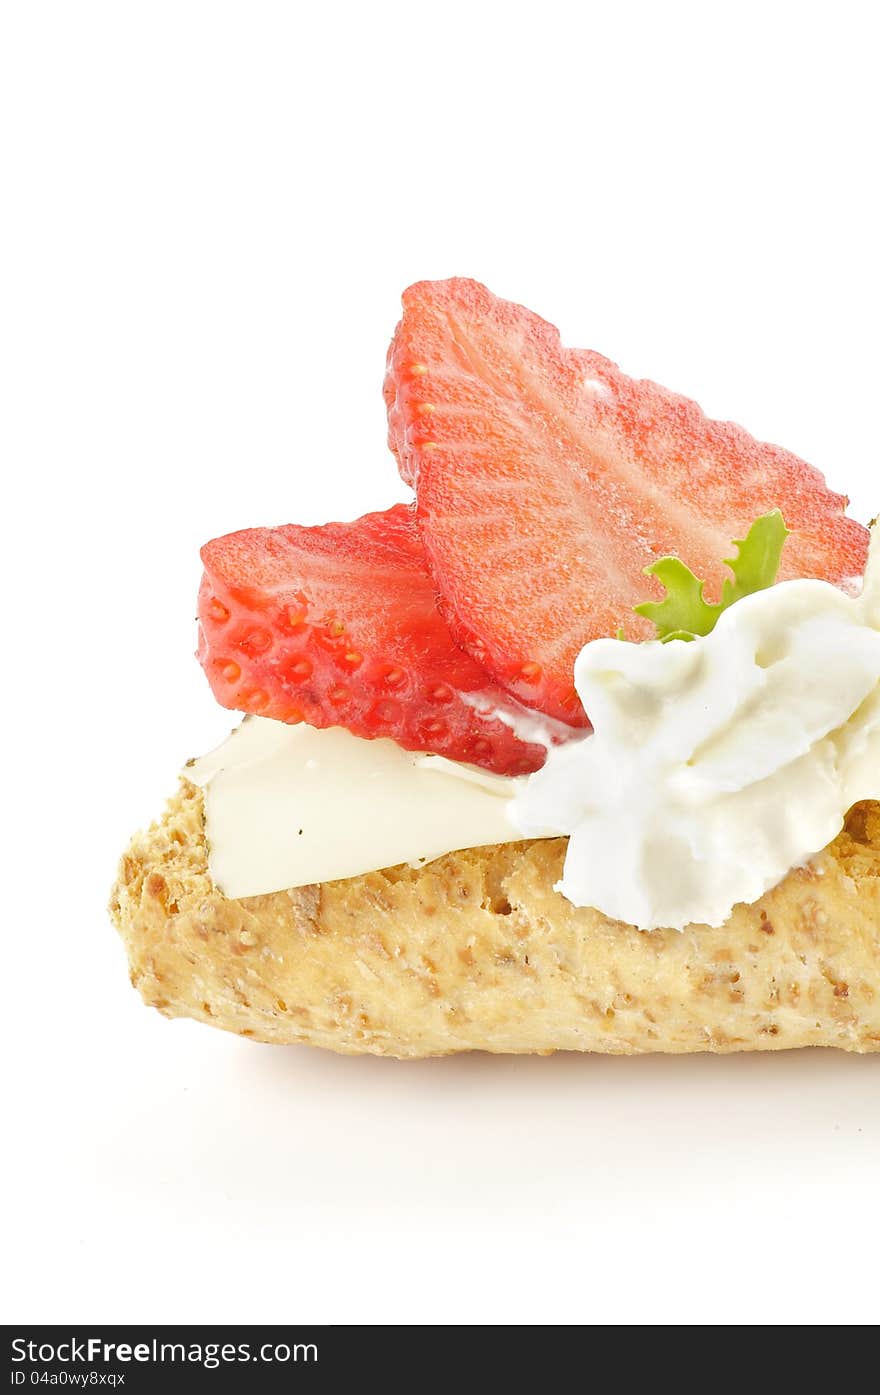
2, 0, 878, 1326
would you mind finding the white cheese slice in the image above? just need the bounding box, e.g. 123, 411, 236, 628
185, 716, 525, 898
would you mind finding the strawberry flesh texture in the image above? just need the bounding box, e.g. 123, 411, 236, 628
385, 278, 870, 724
198, 504, 546, 775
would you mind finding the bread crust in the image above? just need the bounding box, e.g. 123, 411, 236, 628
110, 782, 880, 1057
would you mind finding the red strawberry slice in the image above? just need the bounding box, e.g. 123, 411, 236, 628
384, 278, 869, 723
198, 504, 547, 775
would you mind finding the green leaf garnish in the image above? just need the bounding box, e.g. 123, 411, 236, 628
633, 510, 790, 643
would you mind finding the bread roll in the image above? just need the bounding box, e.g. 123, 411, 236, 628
110, 782, 880, 1057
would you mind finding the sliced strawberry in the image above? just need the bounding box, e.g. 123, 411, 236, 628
198, 504, 547, 775
385, 278, 869, 723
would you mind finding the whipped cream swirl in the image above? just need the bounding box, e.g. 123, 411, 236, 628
512, 529, 880, 929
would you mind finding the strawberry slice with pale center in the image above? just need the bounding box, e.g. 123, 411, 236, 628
384, 278, 869, 723
198, 504, 548, 775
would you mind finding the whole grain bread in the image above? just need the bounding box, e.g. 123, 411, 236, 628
110, 782, 880, 1057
